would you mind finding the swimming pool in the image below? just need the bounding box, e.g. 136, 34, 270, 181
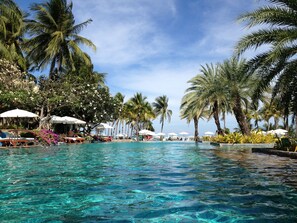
1, 142, 297, 222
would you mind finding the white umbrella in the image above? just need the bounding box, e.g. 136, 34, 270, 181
204, 131, 214, 136
0, 108, 38, 118
50, 115, 67, 124
156, 132, 166, 136
62, 116, 86, 125
168, 132, 177, 136
139, 129, 155, 135
50, 116, 86, 125
97, 123, 113, 129
267, 129, 288, 136
179, 131, 189, 135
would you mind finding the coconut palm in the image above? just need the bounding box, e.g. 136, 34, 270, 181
152, 95, 172, 133
259, 97, 284, 131
25, 0, 96, 79
0, 0, 27, 70
188, 63, 228, 135
246, 108, 263, 130
235, 0, 297, 120
126, 93, 155, 139
113, 92, 126, 136
180, 91, 208, 142
218, 57, 258, 135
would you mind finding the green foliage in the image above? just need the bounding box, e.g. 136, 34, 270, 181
236, 0, 297, 118
274, 137, 297, 152
0, 59, 39, 112
152, 95, 172, 132
26, 0, 95, 79
0, 0, 27, 70
125, 93, 155, 134
37, 75, 115, 125
208, 132, 276, 144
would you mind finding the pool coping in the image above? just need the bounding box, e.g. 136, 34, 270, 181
252, 147, 297, 159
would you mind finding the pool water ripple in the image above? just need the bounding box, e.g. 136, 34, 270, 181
1, 142, 297, 222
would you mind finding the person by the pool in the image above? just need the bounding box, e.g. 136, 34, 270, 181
0, 130, 6, 138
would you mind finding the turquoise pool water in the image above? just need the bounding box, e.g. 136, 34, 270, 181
1, 142, 297, 222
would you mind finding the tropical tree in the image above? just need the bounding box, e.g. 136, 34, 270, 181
258, 98, 284, 131
36, 56, 115, 133
180, 91, 208, 142
235, 0, 297, 133
188, 64, 228, 135
0, 0, 27, 70
25, 0, 96, 79
152, 95, 172, 133
113, 92, 126, 136
246, 108, 263, 130
0, 58, 38, 113
125, 93, 155, 139
218, 57, 258, 135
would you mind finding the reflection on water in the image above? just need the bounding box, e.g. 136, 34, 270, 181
0, 142, 297, 222
214, 147, 297, 188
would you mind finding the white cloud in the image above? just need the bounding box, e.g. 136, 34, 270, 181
73, 0, 176, 66
71, 0, 264, 134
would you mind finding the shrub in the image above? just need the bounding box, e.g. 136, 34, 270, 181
36, 129, 60, 146
209, 132, 276, 144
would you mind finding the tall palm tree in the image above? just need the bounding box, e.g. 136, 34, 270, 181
25, 0, 96, 79
0, 0, 26, 70
235, 0, 297, 132
114, 92, 126, 136
218, 57, 258, 135
152, 95, 172, 133
188, 63, 228, 135
180, 91, 208, 142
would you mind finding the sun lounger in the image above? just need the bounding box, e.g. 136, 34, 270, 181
0, 137, 37, 147
63, 137, 85, 143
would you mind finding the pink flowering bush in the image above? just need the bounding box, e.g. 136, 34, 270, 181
37, 129, 60, 146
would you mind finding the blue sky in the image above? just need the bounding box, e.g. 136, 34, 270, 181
16, 0, 266, 136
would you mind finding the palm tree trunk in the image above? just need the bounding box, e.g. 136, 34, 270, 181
213, 101, 224, 135
295, 115, 297, 137
274, 117, 279, 129
161, 122, 164, 133
38, 105, 45, 129
193, 116, 199, 142
135, 117, 140, 141
233, 96, 250, 135
121, 120, 124, 136
49, 58, 56, 80
223, 112, 226, 130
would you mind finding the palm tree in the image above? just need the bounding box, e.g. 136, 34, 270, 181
188, 63, 228, 135
246, 108, 263, 130
126, 93, 155, 140
0, 0, 27, 70
235, 0, 297, 133
152, 95, 172, 133
180, 91, 207, 142
259, 98, 285, 131
114, 92, 126, 136
25, 0, 96, 79
218, 57, 258, 135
